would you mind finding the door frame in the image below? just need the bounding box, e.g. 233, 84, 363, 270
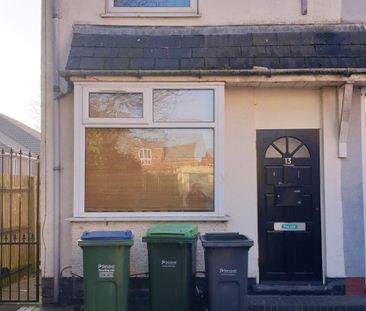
256, 129, 324, 284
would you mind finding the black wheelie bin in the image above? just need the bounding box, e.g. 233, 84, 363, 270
201, 232, 253, 311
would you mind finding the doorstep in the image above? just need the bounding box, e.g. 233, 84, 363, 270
247, 295, 366, 311
249, 279, 346, 295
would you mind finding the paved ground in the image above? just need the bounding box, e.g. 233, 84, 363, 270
17, 308, 74, 311
248, 295, 366, 305
0, 295, 365, 311
0, 276, 37, 302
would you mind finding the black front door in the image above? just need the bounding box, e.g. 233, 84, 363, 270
257, 129, 322, 282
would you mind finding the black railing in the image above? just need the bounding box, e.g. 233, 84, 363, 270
0, 149, 40, 302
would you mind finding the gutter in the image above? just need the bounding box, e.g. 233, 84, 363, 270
52, 0, 61, 304
60, 68, 366, 79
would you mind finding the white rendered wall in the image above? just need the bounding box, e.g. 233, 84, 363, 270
362, 88, 366, 281
224, 87, 258, 278
44, 82, 347, 279
321, 88, 345, 278
342, 0, 366, 23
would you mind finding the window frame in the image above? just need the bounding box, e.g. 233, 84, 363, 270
74, 82, 224, 218
104, 0, 199, 17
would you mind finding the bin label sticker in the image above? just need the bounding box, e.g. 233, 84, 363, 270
219, 268, 238, 277
98, 264, 115, 278
161, 259, 177, 268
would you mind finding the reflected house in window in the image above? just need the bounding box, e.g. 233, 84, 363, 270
85, 128, 214, 212
138, 148, 152, 165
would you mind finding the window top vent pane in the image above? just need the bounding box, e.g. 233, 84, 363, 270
153, 89, 214, 123
89, 92, 143, 119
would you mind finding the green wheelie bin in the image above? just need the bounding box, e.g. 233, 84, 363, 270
143, 223, 198, 311
78, 231, 133, 311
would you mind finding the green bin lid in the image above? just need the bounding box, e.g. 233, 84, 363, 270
146, 223, 198, 238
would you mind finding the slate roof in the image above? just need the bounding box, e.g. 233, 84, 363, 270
66, 24, 366, 71
0, 114, 40, 155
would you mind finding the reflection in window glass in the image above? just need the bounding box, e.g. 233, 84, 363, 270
114, 0, 190, 7
139, 148, 152, 165
293, 145, 310, 158
153, 90, 214, 122
273, 137, 286, 154
265, 145, 282, 158
89, 93, 143, 118
85, 128, 214, 212
288, 137, 302, 154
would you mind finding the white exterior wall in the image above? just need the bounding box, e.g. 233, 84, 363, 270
43, 86, 346, 280
41, 0, 56, 278
362, 88, 366, 281
59, 0, 343, 28
321, 88, 346, 278
342, 0, 366, 23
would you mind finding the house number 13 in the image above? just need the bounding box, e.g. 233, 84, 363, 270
284, 157, 292, 165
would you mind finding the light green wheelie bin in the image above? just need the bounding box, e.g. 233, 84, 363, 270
143, 223, 198, 311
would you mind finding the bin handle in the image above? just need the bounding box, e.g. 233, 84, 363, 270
195, 271, 206, 277
129, 272, 149, 277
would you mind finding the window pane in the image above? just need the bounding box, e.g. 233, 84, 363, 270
85, 128, 214, 212
265, 145, 282, 158
114, 0, 190, 7
293, 145, 310, 158
89, 93, 143, 118
153, 90, 214, 122
288, 137, 302, 154
272, 137, 286, 153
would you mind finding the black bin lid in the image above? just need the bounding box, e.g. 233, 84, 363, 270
201, 232, 254, 248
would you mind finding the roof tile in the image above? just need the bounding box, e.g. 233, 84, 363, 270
130, 58, 155, 70
181, 58, 205, 69
104, 58, 129, 70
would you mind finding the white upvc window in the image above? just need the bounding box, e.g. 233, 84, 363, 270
104, 0, 199, 17
74, 82, 224, 218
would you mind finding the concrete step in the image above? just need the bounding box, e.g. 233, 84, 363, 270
247, 295, 366, 311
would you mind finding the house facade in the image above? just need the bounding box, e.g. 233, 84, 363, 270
42, 0, 366, 304
0, 113, 40, 176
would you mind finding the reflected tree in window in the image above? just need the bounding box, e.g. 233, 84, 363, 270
85, 128, 214, 212
89, 93, 143, 118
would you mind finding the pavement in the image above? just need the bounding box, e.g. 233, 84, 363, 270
0, 295, 365, 311
0, 307, 73, 311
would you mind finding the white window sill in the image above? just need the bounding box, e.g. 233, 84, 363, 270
67, 215, 230, 222
101, 12, 201, 18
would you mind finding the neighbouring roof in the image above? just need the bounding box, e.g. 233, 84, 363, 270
66, 24, 366, 72
0, 113, 40, 155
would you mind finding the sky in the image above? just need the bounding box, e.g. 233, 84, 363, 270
0, 1, 41, 131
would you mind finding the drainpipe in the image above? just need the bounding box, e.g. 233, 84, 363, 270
52, 0, 61, 304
